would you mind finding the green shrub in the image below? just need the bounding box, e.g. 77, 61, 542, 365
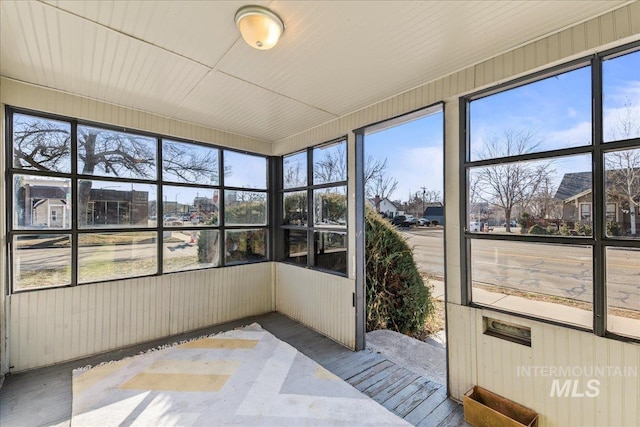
528, 224, 547, 235
559, 224, 572, 236
575, 221, 593, 236
365, 207, 433, 334
607, 221, 621, 236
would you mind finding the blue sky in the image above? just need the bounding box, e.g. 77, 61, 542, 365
364, 49, 639, 204
365, 112, 444, 202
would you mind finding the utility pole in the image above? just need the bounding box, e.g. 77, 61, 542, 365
420, 186, 427, 217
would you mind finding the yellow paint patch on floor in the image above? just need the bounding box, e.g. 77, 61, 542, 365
73, 359, 133, 394
179, 338, 258, 349
120, 373, 229, 392
145, 359, 240, 375
315, 366, 339, 380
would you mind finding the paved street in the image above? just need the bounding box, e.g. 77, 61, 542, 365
401, 227, 640, 312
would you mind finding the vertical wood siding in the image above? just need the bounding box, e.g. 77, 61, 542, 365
275, 263, 355, 349
8, 263, 273, 372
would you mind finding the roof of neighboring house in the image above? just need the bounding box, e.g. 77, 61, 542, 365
424, 206, 444, 216
368, 197, 401, 210
554, 172, 592, 201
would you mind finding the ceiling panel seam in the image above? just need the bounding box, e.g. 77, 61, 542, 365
40, 0, 217, 70
215, 70, 340, 118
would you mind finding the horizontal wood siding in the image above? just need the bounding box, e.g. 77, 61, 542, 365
7, 264, 272, 372
275, 263, 355, 349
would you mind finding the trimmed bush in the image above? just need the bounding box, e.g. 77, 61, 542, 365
528, 224, 547, 235
365, 207, 433, 334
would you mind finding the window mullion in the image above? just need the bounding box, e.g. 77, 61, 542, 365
71, 120, 79, 286
592, 54, 606, 336
307, 147, 314, 268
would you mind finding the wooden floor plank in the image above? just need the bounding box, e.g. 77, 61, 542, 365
404, 388, 448, 425
439, 405, 469, 427
358, 365, 406, 394
393, 380, 443, 417
351, 363, 400, 391
415, 397, 459, 426
373, 372, 421, 405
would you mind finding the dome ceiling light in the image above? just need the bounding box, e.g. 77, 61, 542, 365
234, 5, 285, 50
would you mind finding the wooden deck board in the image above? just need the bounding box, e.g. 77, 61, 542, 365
0, 312, 467, 426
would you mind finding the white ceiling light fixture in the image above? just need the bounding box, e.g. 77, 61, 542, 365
234, 5, 285, 50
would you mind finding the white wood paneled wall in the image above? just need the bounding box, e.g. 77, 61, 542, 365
273, 4, 640, 427
448, 305, 640, 427
275, 263, 355, 349
8, 263, 273, 372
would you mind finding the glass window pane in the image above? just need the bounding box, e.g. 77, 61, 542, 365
471, 239, 593, 329
603, 49, 640, 143
13, 234, 71, 290
284, 151, 307, 189
468, 154, 591, 236
314, 231, 347, 274
164, 229, 220, 272
78, 232, 157, 283
470, 66, 592, 161
284, 229, 307, 266
225, 191, 267, 225
163, 186, 219, 226
225, 229, 266, 264
224, 151, 267, 189
283, 191, 307, 226
13, 175, 71, 230
77, 125, 157, 179
13, 113, 71, 173
314, 186, 347, 227
605, 147, 640, 238
313, 140, 347, 184
162, 139, 219, 184
78, 180, 156, 229
606, 247, 640, 338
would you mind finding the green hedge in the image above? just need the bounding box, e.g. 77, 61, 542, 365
365, 208, 433, 334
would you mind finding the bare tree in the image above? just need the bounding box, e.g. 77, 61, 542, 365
606, 102, 640, 236
606, 149, 640, 235
529, 176, 562, 221
13, 117, 223, 226
314, 143, 347, 183
474, 130, 553, 232
365, 156, 398, 200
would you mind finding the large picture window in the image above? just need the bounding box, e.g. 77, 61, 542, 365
280, 138, 348, 275
7, 110, 270, 292
463, 43, 640, 340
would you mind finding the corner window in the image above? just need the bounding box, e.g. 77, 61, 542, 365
463, 43, 640, 340
7, 110, 270, 292
280, 138, 348, 275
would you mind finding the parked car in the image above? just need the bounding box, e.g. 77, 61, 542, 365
502, 220, 518, 227
469, 221, 481, 232
417, 218, 431, 226
163, 217, 182, 226
390, 215, 407, 226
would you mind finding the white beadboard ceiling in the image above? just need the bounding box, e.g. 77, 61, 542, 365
0, 0, 630, 142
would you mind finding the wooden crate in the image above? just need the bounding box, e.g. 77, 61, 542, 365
463, 386, 538, 427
